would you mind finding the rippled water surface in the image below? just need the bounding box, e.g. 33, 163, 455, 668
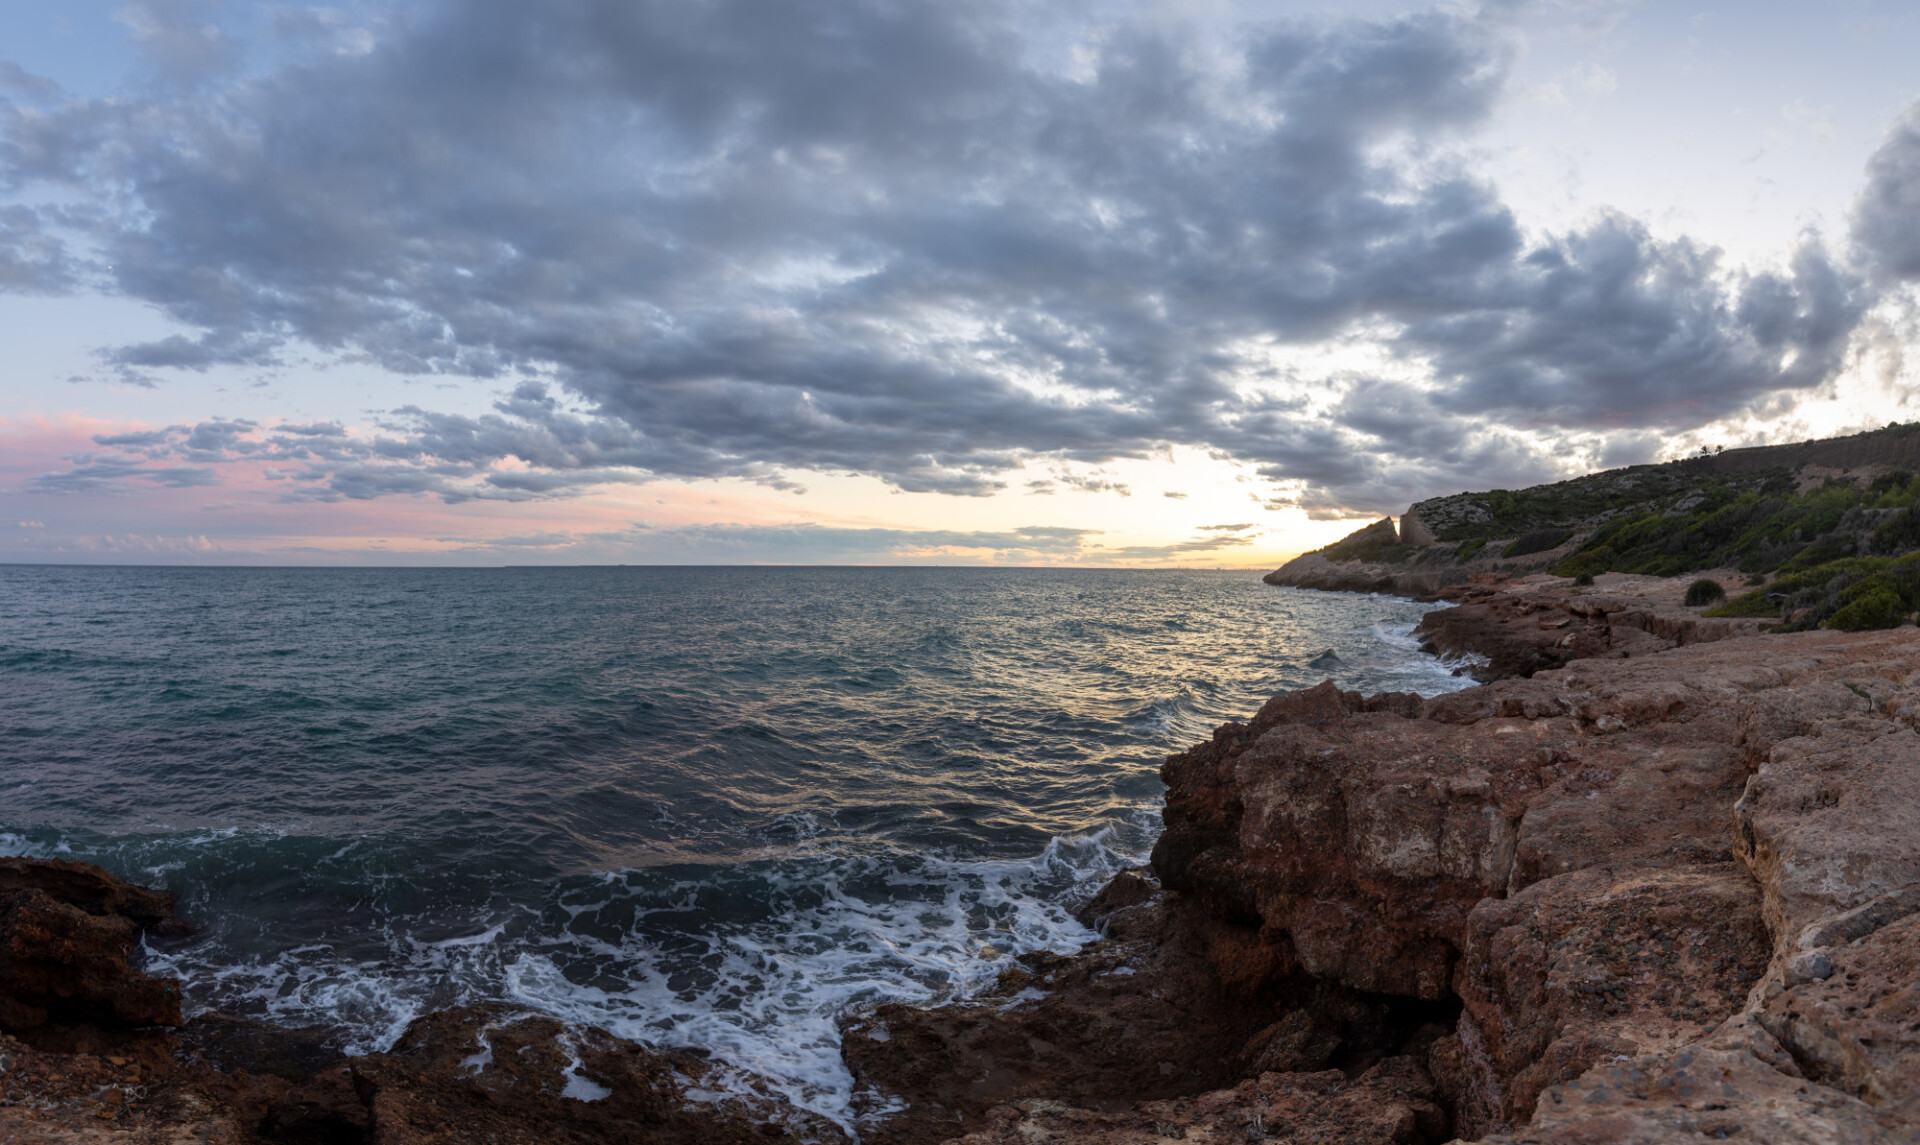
0, 565, 1468, 1127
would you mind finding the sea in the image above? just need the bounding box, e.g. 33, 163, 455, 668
0, 565, 1473, 1129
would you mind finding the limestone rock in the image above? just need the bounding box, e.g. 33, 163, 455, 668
1452, 865, 1770, 1132
1480, 1016, 1909, 1144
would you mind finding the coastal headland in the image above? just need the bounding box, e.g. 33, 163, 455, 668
8, 572, 1920, 1140
1264, 421, 1920, 612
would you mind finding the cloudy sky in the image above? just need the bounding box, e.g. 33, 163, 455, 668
3, 0, 1919, 566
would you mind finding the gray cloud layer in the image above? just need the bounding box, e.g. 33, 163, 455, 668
1855, 102, 1920, 284
4, 0, 1904, 513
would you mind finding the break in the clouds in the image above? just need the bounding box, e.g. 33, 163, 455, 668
0, 0, 1911, 522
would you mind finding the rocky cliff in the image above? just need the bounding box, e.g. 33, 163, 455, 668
1265, 422, 1920, 607
846, 577, 1920, 1144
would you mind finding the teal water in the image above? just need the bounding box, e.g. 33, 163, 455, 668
0, 565, 1468, 1127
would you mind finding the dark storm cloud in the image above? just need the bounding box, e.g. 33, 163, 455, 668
1413, 221, 1863, 426
1, 0, 1877, 513
1855, 100, 1920, 282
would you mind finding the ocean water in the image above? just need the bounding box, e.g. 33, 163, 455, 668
0, 565, 1471, 1129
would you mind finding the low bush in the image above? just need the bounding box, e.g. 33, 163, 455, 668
1550, 547, 1615, 578
1684, 579, 1727, 606
1503, 528, 1573, 558
1824, 590, 1908, 631
1874, 508, 1920, 554
1703, 590, 1780, 618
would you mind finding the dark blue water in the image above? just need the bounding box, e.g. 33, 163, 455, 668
0, 565, 1466, 1126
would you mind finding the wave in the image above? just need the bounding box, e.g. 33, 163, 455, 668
127, 818, 1150, 1133
1, 568, 1474, 1134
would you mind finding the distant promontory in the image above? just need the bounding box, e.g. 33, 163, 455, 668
1265, 422, 1920, 631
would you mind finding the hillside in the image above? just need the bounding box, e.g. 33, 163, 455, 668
1265, 421, 1920, 630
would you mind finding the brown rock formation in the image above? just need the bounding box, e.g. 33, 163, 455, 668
1150, 619, 1920, 1142
838, 586, 1920, 1144
350, 1004, 837, 1144
946, 1061, 1448, 1145
839, 881, 1446, 1145
1414, 571, 1770, 681
0, 859, 841, 1144
1451, 864, 1771, 1130
0, 855, 187, 1036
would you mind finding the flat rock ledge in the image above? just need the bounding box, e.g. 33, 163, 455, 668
10, 578, 1920, 1144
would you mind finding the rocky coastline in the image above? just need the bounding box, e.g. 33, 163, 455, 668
9, 572, 1920, 1142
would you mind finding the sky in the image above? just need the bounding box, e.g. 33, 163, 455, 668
3, 0, 1920, 567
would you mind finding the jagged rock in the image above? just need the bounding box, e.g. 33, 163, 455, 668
0, 857, 186, 1034
0, 1026, 243, 1143
1148, 612, 1920, 1141
1413, 573, 1771, 682
940, 1058, 1447, 1145
1262, 551, 1457, 597
350, 1004, 831, 1145
1452, 865, 1771, 1132
1402, 507, 1437, 547
1759, 895, 1920, 1123
841, 896, 1299, 1145
842, 881, 1457, 1145
1734, 711, 1920, 966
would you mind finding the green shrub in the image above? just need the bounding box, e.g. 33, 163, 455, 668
1684, 579, 1727, 606
1873, 508, 1920, 555
1454, 538, 1487, 563
1551, 547, 1614, 578
1703, 590, 1780, 618
1823, 590, 1908, 631
1572, 572, 1594, 586
1503, 528, 1573, 558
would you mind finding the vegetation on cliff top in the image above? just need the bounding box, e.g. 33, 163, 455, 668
1550, 469, 1918, 578
1294, 423, 1920, 631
